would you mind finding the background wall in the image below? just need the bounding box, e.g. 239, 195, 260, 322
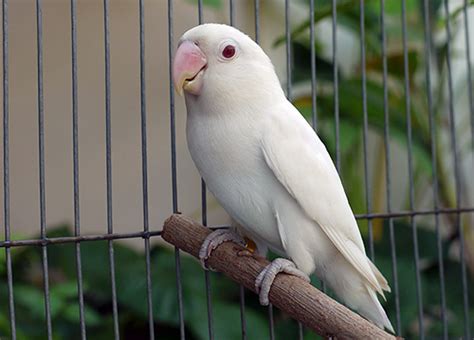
0, 0, 303, 241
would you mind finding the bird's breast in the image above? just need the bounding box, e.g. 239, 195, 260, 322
186, 112, 284, 251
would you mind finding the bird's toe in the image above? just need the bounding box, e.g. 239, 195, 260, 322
199, 229, 245, 270
254, 258, 310, 306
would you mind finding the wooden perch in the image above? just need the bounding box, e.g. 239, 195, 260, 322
162, 214, 397, 340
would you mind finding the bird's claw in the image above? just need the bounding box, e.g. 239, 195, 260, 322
199, 229, 245, 270
255, 258, 310, 305
237, 249, 253, 257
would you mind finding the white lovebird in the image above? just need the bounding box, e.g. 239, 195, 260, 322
173, 23, 394, 332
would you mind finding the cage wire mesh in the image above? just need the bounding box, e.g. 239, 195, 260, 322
1, 0, 474, 339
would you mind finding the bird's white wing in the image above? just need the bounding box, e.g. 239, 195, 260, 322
261, 105, 387, 295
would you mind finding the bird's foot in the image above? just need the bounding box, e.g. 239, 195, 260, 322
199, 229, 245, 270
255, 258, 310, 305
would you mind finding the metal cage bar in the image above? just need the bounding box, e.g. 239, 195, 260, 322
232, 2, 250, 339
197, 3, 215, 340
137, 1, 156, 338
380, 0, 401, 333
359, 0, 375, 262
167, 1, 186, 339
2, 1, 16, 338
254, 0, 260, 45
467, 0, 474, 160
285, 0, 291, 100
229, 0, 234, 27
69, 0, 87, 337
310, 0, 317, 131
442, 1, 471, 338
103, 0, 120, 338
400, 1, 424, 338
0, 207, 472, 248
1, 1, 473, 339
420, 2, 449, 337
332, 0, 340, 172
285, 3, 304, 338
35, 1, 53, 338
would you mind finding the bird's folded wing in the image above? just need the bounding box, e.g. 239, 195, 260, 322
261, 110, 386, 295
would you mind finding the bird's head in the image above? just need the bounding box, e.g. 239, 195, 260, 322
173, 24, 283, 103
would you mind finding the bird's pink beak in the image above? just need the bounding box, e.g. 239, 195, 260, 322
173, 40, 207, 96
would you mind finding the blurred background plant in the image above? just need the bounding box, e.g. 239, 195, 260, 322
1, 0, 473, 339
287, 0, 474, 261
285, 0, 474, 338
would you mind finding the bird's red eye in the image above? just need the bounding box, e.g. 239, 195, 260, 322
222, 45, 236, 59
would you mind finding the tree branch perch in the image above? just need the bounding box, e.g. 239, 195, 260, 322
162, 214, 398, 340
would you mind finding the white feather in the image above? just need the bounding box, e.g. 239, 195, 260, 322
180, 23, 394, 332
261, 103, 387, 296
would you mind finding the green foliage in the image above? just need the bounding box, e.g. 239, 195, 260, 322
284, 0, 474, 337
274, 0, 369, 47
1, 222, 472, 339
372, 220, 474, 337
285, 0, 474, 214
0, 250, 5, 276
0, 226, 270, 339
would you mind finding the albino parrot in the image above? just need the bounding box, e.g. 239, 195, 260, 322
173, 23, 393, 333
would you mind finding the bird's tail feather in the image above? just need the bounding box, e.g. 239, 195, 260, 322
323, 253, 394, 333
358, 286, 395, 333
368, 259, 391, 293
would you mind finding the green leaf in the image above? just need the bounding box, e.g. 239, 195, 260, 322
273, 0, 378, 47
62, 304, 102, 326
436, 0, 474, 29
294, 78, 433, 177
188, 300, 269, 340
50, 281, 80, 299
370, 219, 474, 337
0, 308, 12, 337
14, 285, 49, 318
